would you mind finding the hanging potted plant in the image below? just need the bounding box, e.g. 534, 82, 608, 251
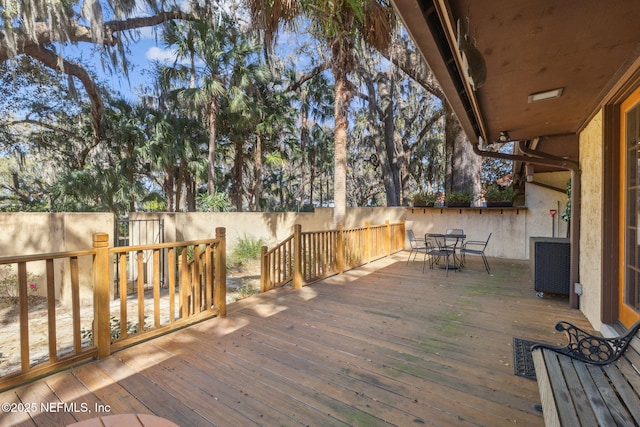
444, 189, 474, 207
484, 184, 517, 207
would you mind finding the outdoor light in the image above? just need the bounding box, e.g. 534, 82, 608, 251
528, 88, 564, 103
495, 131, 511, 143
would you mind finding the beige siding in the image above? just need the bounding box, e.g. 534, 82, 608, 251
579, 110, 604, 330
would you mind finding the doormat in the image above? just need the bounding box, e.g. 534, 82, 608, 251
512, 337, 539, 380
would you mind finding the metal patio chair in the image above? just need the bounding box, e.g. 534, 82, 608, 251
406, 229, 428, 265
460, 233, 492, 274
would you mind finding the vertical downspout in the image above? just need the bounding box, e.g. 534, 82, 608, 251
472, 141, 581, 309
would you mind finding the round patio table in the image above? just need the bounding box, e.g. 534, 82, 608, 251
67, 414, 179, 427
426, 233, 466, 273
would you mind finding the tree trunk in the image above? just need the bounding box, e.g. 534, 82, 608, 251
175, 161, 184, 212
253, 133, 263, 211
309, 149, 316, 207
164, 167, 175, 212
233, 139, 244, 211
382, 75, 402, 206
364, 70, 400, 207
332, 70, 351, 226
300, 110, 310, 208
207, 97, 219, 195
445, 104, 482, 198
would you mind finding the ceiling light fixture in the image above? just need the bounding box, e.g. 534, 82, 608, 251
495, 131, 511, 143
528, 88, 564, 103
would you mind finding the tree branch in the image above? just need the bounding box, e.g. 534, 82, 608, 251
0, 11, 200, 61
23, 45, 103, 166
380, 41, 445, 100
1, 9, 203, 163
286, 62, 330, 92
7, 119, 83, 142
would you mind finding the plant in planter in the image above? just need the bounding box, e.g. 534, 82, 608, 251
484, 184, 517, 207
444, 189, 474, 207
412, 191, 439, 207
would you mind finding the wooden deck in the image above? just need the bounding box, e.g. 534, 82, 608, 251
1, 253, 590, 427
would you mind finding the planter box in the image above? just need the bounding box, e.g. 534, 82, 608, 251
486, 201, 513, 207
445, 202, 471, 208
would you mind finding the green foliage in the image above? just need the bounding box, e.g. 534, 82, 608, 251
484, 184, 517, 202
233, 282, 259, 301
141, 193, 167, 212
0, 265, 40, 302
229, 234, 264, 265
445, 189, 474, 204
81, 316, 141, 344
481, 142, 515, 185
0, 1, 454, 214
562, 179, 571, 222
412, 191, 439, 204
197, 192, 231, 212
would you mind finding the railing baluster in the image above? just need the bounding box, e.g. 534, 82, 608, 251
119, 253, 128, 338
180, 248, 189, 318
70, 256, 81, 354
137, 251, 145, 331
46, 259, 57, 362
168, 248, 175, 323
193, 245, 201, 313
18, 262, 29, 371
153, 248, 160, 327
205, 244, 213, 310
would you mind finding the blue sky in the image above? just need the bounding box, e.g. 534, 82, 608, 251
85, 28, 178, 101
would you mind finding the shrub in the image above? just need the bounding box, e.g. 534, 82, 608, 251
229, 234, 265, 265
444, 189, 474, 204
484, 184, 517, 202
0, 265, 41, 302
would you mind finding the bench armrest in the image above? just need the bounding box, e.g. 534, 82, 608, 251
531, 320, 640, 365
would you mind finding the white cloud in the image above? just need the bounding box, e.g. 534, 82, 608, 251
146, 46, 178, 63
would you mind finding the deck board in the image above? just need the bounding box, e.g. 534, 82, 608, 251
0, 254, 590, 426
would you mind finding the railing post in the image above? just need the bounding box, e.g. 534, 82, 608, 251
401, 218, 406, 251
260, 245, 268, 293
293, 224, 303, 290
215, 227, 227, 317
93, 232, 111, 359
364, 221, 371, 263
337, 223, 344, 274
385, 219, 391, 256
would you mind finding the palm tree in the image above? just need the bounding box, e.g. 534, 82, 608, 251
249, 0, 394, 225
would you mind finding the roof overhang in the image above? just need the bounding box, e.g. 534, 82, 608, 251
393, 0, 640, 166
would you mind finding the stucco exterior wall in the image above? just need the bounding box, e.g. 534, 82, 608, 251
524, 172, 571, 242
579, 110, 604, 330
131, 207, 407, 251
404, 208, 527, 259
0, 193, 587, 308
0, 213, 114, 306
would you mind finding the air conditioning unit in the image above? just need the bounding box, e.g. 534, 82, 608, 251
529, 237, 570, 298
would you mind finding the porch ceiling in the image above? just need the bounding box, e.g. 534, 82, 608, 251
393, 0, 640, 163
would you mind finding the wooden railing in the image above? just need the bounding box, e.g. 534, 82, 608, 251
260, 220, 405, 291
0, 228, 226, 392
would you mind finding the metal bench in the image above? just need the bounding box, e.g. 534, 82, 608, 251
531, 320, 640, 427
